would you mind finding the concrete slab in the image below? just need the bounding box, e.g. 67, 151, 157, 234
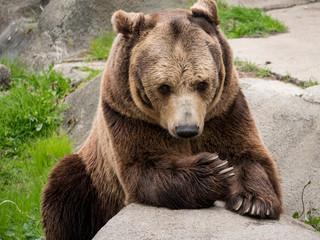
228, 2, 320, 82
94, 204, 320, 240
223, 0, 319, 10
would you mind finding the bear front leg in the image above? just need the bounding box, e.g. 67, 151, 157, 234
200, 91, 283, 219
119, 152, 234, 209
226, 160, 282, 219
42, 154, 123, 240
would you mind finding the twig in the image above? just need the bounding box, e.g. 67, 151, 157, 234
298, 181, 311, 218
0, 200, 35, 220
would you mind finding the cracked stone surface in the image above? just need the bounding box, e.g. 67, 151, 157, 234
94, 204, 320, 240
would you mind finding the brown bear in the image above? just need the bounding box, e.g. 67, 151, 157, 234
42, 0, 283, 239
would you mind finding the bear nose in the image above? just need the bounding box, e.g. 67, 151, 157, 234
175, 125, 199, 138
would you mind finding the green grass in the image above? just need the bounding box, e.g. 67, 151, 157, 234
86, 32, 117, 60
234, 58, 272, 78
217, 1, 287, 38
187, 0, 287, 39
0, 57, 71, 157
0, 57, 73, 239
73, 66, 103, 81
299, 79, 318, 89
0, 133, 73, 239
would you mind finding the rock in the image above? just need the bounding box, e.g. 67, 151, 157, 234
53, 61, 106, 82
240, 78, 320, 216
0, 0, 190, 67
302, 85, 320, 104
222, 0, 317, 10
0, 0, 49, 34
0, 18, 37, 60
94, 204, 320, 240
0, 64, 12, 89
62, 73, 102, 151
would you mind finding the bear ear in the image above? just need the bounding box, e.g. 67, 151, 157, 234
190, 0, 219, 25
112, 10, 145, 36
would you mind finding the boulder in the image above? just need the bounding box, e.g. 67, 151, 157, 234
62, 73, 102, 151
0, 0, 189, 67
0, 64, 12, 89
222, 0, 318, 10
93, 203, 320, 240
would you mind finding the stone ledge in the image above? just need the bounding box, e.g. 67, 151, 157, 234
94, 203, 320, 240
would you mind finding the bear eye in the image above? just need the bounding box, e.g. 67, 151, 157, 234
158, 84, 171, 95
197, 81, 208, 92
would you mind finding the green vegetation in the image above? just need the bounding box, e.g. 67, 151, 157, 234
0, 57, 73, 239
73, 66, 103, 82
86, 32, 117, 60
234, 58, 272, 78
299, 79, 318, 89
187, 0, 287, 39
0, 133, 73, 239
217, 1, 287, 38
293, 181, 320, 232
0, 58, 70, 156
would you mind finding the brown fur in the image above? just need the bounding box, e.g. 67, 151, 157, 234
42, 0, 282, 239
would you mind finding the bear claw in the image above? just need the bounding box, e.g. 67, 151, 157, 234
266, 209, 270, 216
216, 160, 228, 168
209, 155, 219, 161
234, 198, 243, 211
219, 167, 233, 174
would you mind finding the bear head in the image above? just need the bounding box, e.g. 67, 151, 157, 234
107, 0, 238, 139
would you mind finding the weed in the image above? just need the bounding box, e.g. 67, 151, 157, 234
86, 32, 117, 60
234, 58, 272, 78
298, 79, 318, 89
293, 181, 320, 232
0, 58, 70, 157
284, 72, 292, 83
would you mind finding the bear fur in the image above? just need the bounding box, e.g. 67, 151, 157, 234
42, 0, 283, 239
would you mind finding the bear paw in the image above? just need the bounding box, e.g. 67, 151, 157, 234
227, 192, 281, 219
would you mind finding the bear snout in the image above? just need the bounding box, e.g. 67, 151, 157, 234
175, 125, 199, 138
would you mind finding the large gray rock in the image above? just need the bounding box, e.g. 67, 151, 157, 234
241, 78, 320, 216
62, 73, 102, 151
1, 0, 189, 67
223, 0, 318, 10
94, 204, 320, 240
0, 0, 49, 34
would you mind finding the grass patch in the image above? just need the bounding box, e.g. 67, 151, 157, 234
187, 0, 287, 39
217, 1, 287, 38
299, 79, 318, 89
0, 57, 73, 239
0, 133, 73, 239
86, 32, 117, 61
0, 57, 70, 157
234, 58, 272, 78
73, 66, 103, 81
